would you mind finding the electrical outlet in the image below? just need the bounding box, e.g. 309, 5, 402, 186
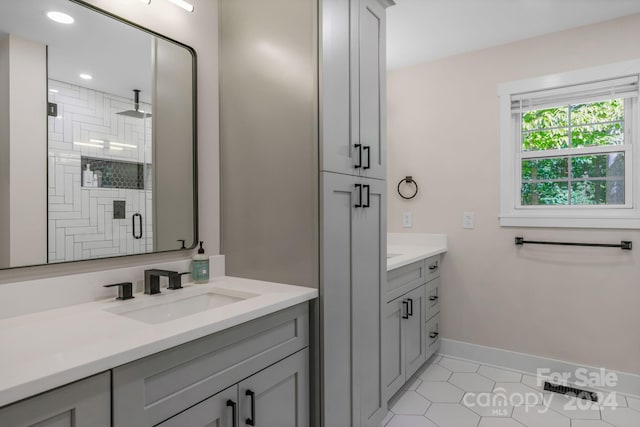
463, 211, 474, 229
402, 211, 413, 228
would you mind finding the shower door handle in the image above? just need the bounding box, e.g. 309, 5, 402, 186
132, 213, 142, 239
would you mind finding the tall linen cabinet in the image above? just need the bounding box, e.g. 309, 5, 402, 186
220, 0, 392, 426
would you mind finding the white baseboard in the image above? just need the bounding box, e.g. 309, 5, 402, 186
440, 338, 640, 398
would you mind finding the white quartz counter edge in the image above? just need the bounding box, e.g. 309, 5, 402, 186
387, 244, 447, 271
0, 276, 317, 407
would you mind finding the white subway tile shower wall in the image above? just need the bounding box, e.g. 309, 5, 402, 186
47, 80, 153, 262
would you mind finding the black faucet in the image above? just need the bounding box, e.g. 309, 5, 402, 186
144, 269, 189, 294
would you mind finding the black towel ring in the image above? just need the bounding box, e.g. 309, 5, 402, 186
397, 176, 418, 199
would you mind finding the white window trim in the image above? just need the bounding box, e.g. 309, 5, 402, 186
498, 59, 640, 229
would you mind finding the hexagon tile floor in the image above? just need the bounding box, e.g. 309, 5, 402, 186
380, 356, 640, 427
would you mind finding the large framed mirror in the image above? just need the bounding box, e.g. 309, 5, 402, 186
0, 0, 197, 270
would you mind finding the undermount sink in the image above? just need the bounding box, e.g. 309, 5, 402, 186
106, 289, 257, 324
387, 253, 401, 259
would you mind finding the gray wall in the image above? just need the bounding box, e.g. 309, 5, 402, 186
219, 0, 318, 288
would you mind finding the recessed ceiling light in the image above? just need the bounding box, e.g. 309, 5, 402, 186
167, 0, 194, 13
79, 73, 93, 80
47, 11, 74, 24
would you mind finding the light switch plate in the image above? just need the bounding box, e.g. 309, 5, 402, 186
463, 211, 475, 229
402, 211, 413, 228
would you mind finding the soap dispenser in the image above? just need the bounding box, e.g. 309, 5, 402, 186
83, 164, 93, 187
192, 241, 209, 284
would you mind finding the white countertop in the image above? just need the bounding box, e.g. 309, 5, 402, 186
0, 276, 317, 407
387, 233, 448, 271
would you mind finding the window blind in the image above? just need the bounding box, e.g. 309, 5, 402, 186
511, 75, 639, 113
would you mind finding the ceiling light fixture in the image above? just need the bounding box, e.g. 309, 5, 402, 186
46, 11, 74, 24
89, 139, 105, 144
109, 146, 124, 151
167, 0, 194, 13
74, 141, 103, 148
79, 73, 93, 80
109, 142, 137, 148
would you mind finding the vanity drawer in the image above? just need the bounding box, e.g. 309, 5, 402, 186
426, 277, 440, 321
425, 255, 441, 283
425, 312, 441, 359
386, 260, 426, 302
112, 303, 309, 427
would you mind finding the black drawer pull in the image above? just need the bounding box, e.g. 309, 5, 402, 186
246, 389, 256, 426
402, 300, 409, 319
354, 184, 362, 208
429, 331, 439, 339
429, 296, 439, 301
354, 144, 362, 168
363, 184, 370, 208
363, 145, 370, 170
407, 298, 413, 316
429, 263, 438, 271
226, 400, 237, 427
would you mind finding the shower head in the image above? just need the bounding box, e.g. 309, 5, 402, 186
117, 89, 152, 118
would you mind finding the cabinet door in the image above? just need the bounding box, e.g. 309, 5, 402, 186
321, 171, 358, 427
0, 372, 110, 427
239, 349, 309, 427
321, 0, 355, 176
353, 177, 386, 427
352, 0, 388, 180
383, 298, 405, 400
321, 172, 386, 427
157, 386, 237, 427
404, 285, 427, 379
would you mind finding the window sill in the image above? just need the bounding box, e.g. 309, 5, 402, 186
499, 212, 640, 229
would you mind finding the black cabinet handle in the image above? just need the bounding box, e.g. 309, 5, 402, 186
429, 263, 438, 271
354, 184, 362, 208
245, 389, 256, 426
407, 298, 413, 316
227, 400, 237, 427
132, 213, 142, 239
430, 331, 439, 339
363, 145, 370, 170
429, 295, 439, 301
402, 300, 409, 319
354, 144, 362, 168
363, 184, 370, 208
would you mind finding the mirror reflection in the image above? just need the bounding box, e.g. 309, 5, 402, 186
0, 0, 196, 269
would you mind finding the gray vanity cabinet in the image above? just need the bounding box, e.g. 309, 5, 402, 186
322, 0, 390, 180
0, 372, 110, 427
158, 349, 309, 427
383, 284, 426, 400
322, 172, 386, 427
112, 303, 309, 426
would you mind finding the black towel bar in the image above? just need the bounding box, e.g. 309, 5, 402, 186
515, 237, 632, 250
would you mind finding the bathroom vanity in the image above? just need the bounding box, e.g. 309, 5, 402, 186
384, 233, 447, 403
0, 276, 317, 426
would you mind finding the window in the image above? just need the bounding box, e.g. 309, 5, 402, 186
499, 61, 640, 228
